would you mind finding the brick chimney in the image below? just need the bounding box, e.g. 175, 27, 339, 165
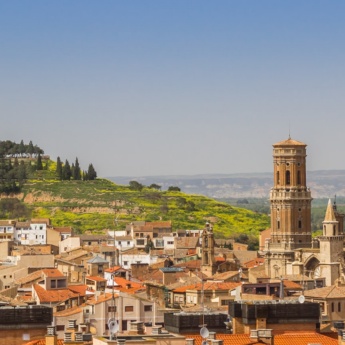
46, 326, 58, 345
250, 329, 273, 345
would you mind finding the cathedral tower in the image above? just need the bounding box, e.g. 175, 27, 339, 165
201, 222, 217, 277
265, 137, 312, 277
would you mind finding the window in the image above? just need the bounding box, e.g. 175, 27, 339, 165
144, 305, 152, 312
108, 306, 117, 312
276, 171, 280, 184
286, 171, 290, 185
56, 305, 65, 312
56, 325, 65, 331
277, 221, 280, 230
98, 266, 103, 273
297, 171, 301, 185
298, 220, 302, 229
125, 306, 134, 312
332, 302, 334, 313
338, 302, 341, 312
123, 261, 128, 266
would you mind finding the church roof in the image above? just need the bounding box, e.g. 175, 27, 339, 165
324, 199, 337, 222
273, 137, 306, 147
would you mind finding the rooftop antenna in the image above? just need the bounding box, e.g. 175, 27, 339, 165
288, 122, 291, 140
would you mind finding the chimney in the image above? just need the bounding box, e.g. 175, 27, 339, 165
185, 339, 195, 345
208, 332, 216, 340
129, 321, 144, 335
64, 332, 72, 342
250, 329, 273, 345
75, 332, 83, 342
210, 341, 223, 345
151, 326, 162, 335
46, 326, 57, 345
68, 319, 77, 330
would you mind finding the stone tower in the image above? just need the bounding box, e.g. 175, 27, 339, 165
265, 137, 312, 278
318, 199, 344, 285
201, 222, 217, 277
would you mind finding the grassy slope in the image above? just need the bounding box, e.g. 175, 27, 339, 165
20, 178, 270, 237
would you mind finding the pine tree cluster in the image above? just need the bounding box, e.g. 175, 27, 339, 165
55, 157, 97, 181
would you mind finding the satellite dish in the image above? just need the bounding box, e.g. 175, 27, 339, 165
298, 295, 305, 304
108, 318, 119, 333
200, 326, 209, 338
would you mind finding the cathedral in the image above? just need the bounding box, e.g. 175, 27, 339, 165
262, 137, 345, 287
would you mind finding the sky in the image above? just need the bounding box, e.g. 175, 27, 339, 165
1, 1, 345, 177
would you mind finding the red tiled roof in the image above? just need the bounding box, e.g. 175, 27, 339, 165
42, 268, 64, 278
86, 276, 107, 282
24, 340, 64, 345
105, 266, 123, 273
113, 277, 145, 294
184, 331, 337, 345
33, 284, 78, 303
173, 281, 240, 293
54, 305, 82, 317
68, 284, 88, 297
243, 257, 265, 268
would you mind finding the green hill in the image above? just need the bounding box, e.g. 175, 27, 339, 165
14, 177, 269, 242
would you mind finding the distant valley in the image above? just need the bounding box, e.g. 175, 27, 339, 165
108, 170, 345, 199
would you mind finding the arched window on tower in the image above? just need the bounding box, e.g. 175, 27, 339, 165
298, 220, 302, 229
333, 225, 336, 236
297, 171, 301, 185
286, 171, 290, 185
276, 171, 280, 185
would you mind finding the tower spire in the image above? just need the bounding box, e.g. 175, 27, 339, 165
324, 198, 336, 222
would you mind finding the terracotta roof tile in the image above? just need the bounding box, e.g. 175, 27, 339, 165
33, 284, 79, 303
184, 331, 337, 345
42, 269, 64, 278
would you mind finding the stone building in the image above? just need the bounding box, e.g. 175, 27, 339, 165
262, 137, 345, 287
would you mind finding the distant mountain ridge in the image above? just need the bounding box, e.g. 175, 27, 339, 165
108, 170, 345, 199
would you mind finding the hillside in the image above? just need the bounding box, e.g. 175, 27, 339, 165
12, 178, 270, 240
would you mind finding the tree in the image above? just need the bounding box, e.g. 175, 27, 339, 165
62, 160, 72, 180
73, 157, 81, 180
26, 141, 35, 157
87, 164, 97, 180
144, 236, 154, 253
129, 180, 143, 191
36, 153, 43, 170
56, 157, 63, 180
19, 140, 25, 157
168, 186, 181, 192
149, 183, 161, 190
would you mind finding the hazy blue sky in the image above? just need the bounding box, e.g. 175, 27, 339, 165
1, 2, 345, 177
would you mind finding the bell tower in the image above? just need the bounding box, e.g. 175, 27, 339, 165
201, 222, 217, 277
265, 137, 312, 278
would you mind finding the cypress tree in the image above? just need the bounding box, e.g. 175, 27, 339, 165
36, 153, 43, 170
56, 157, 63, 180
73, 157, 81, 180
87, 164, 97, 180
62, 159, 72, 180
